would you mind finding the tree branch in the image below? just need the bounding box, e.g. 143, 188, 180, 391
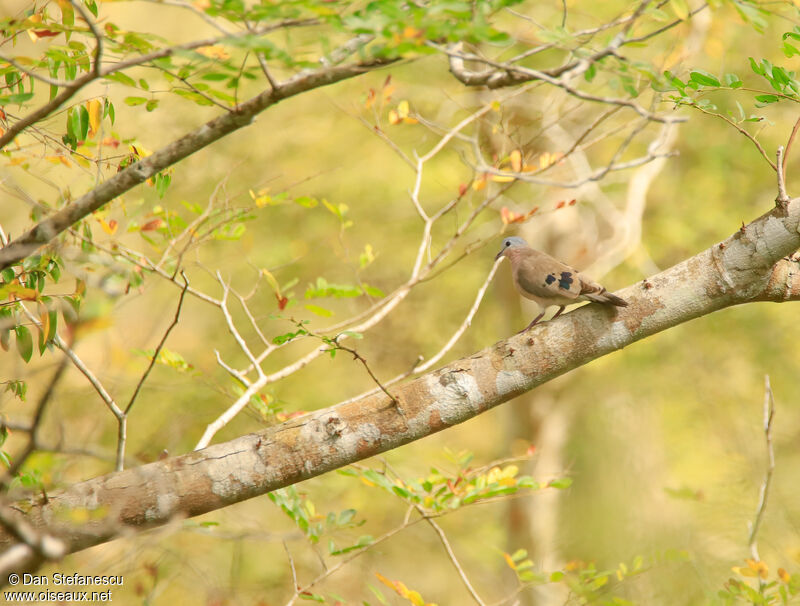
1, 198, 799, 562
0, 58, 393, 271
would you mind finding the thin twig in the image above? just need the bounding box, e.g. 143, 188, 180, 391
332, 339, 399, 407
747, 374, 776, 562
68, 0, 103, 77
116, 272, 189, 470
776, 146, 789, 206
781, 117, 800, 205
283, 541, 299, 592
421, 512, 486, 606
124, 272, 190, 416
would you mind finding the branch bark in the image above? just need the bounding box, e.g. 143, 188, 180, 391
2, 198, 800, 568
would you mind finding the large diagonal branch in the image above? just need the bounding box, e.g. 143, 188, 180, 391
0, 57, 391, 271
2, 198, 800, 572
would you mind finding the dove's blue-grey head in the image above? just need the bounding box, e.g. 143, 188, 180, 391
495, 236, 529, 260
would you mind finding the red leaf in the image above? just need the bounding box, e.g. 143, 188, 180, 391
33, 29, 60, 38
276, 293, 289, 310
568, 199, 577, 206
140, 219, 164, 232
555, 200, 565, 209
458, 183, 468, 196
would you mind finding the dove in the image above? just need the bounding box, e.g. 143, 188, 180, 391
496, 236, 628, 332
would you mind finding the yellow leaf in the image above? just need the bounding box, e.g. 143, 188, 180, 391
779, 568, 791, 583
73, 155, 91, 169
98, 218, 118, 235
408, 590, 425, 606
490, 100, 501, 112
502, 552, 517, 570
86, 99, 102, 138
360, 476, 375, 487
472, 174, 487, 191
502, 464, 519, 478
733, 566, 757, 577
261, 268, 280, 294
398, 100, 410, 119
197, 45, 230, 60
490, 174, 515, 183
510, 150, 522, 172
388, 109, 401, 125
38, 303, 50, 338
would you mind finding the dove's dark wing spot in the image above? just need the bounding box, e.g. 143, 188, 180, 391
558, 271, 574, 290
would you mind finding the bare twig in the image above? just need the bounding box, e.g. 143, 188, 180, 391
68, 0, 103, 77
776, 146, 789, 206
747, 375, 776, 563
284, 514, 423, 606
780, 118, 800, 206
331, 338, 399, 408
283, 541, 299, 592
421, 513, 486, 606
115, 272, 190, 470
124, 272, 190, 416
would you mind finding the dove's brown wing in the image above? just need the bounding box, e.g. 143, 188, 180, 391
513, 249, 583, 302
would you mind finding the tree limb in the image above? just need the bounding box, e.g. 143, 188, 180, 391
1, 197, 799, 565
0, 57, 393, 271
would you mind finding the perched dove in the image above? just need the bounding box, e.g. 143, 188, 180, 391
496, 236, 628, 332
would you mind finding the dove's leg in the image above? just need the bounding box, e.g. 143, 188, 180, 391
518, 311, 546, 333
551, 306, 566, 320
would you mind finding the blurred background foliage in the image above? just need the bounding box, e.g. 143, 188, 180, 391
2, 0, 800, 604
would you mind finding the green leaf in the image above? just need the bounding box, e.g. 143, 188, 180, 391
362, 284, 385, 298
0, 92, 34, 105
583, 62, 597, 83
783, 42, 800, 58
689, 70, 720, 87
124, 96, 148, 106
755, 94, 779, 104
548, 477, 573, 489
77, 104, 89, 140
105, 71, 137, 88
155, 173, 171, 198
15, 325, 33, 362
173, 89, 214, 106
722, 72, 743, 88
294, 196, 318, 208
305, 304, 333, 317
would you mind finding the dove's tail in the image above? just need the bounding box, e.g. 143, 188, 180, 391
583, 289, 628, 307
